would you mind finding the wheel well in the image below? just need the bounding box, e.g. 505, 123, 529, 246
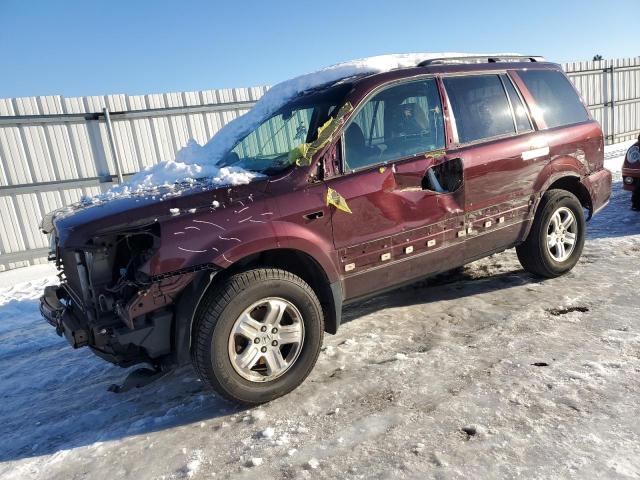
547, 176, 592, 214
221, 248, 341, 335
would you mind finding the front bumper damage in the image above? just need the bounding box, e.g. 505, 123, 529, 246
40, 281, 178, 366
38, 225, 211, 368
40, 285, 89, 348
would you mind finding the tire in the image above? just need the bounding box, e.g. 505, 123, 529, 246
632, 183, 640, 211
516, 189, 586, 278
191, 268, 324, 405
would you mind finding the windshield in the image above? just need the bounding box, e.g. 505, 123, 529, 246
218, 84, 351, 175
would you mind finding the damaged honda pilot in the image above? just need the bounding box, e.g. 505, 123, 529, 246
40, 54, 612, 404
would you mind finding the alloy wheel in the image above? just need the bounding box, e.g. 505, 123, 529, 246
228, 297, 305, 382
546, 206, 578, 262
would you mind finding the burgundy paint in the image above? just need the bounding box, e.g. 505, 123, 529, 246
52, 60, 612, 311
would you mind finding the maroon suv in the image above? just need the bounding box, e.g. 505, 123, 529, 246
40, 55, 612, 404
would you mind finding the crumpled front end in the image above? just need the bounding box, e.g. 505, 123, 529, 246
40, 222, 213, 367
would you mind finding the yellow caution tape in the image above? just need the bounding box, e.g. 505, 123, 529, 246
288, 102, 354, 166
425, 149, 446, 160
326, 187, 352, 214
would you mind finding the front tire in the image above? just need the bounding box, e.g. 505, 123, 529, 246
191, 268, 324, 405
516, 189, 586, 278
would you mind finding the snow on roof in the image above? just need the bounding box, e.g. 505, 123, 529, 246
101, 52, 520, 200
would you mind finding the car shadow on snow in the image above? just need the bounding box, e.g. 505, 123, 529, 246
341, 267, 543, 325
0, 298, 247, 464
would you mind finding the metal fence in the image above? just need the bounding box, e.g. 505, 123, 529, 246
564, 56, 640, 144
0, 87, 266, 270
0, 56, 639, 270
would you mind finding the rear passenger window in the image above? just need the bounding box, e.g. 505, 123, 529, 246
343, 79, 444, 171
517, 70, 589, 128
444, 75, 516, 144
501, 75, 533, 133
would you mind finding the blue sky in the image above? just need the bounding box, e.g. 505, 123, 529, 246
0, 0, 637, 98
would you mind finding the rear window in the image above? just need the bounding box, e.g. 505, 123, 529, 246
443, 75, 516, 144
517, 70, 589, 128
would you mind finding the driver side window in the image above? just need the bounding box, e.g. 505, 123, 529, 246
343, 79, 444, 171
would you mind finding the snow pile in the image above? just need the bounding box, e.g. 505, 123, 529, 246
99, 159, 259, 202
101, 52, 516, 200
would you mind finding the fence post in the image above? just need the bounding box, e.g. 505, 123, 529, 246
609, 64, 615, 144
603, 65, 615, 145
102, 107, 124, 184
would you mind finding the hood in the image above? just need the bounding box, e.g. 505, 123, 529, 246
45, 179, 270, 248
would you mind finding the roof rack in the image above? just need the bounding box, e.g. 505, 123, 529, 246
417, 55, 545, 67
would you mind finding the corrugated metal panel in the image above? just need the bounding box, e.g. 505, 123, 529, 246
0, 85, 265, 270
0, 56, 639, 270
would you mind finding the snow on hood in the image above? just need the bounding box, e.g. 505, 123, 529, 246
97, 161, 257, 203
99, 52, 519, 201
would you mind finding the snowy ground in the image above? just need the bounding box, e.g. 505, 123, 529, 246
1, 143, 638, 480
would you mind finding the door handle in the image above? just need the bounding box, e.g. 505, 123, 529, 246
303, 211, 324, 221
521, 146, 550, 161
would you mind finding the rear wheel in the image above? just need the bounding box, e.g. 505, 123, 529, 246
516, 189, 586, 278
191, 268, 324, 405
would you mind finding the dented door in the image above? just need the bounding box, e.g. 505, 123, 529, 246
327, 153, 465, 300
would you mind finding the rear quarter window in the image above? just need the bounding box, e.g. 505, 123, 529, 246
517, 70, 590, 129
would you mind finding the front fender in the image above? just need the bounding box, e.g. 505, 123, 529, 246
149, 218, 339, 282
213, 220, 341, 284
169, 219, 342, 365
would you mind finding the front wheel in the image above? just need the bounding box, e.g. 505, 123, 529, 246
516, 189, 586, 278
191, 268, 324, 405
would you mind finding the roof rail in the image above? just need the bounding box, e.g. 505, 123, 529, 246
417, 55, 545, 67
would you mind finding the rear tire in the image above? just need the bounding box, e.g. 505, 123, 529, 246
632, 183, 640, 211
191, 268, 324, 405
516, 189, 585, 278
